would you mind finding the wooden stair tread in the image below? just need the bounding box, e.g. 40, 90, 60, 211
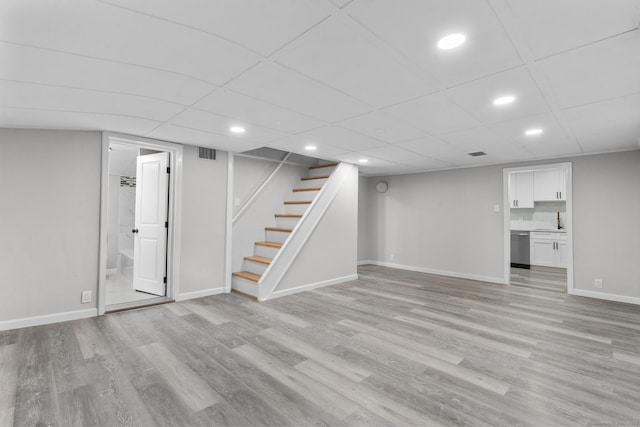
275, 214, 302, 218
301, 175, 330, 181
265, 227, 293, 232
255, 241, 283, 248
232, 271, 261, 282
244, 255, 272, 265
309, 163, 338, 170
284, 200, 312, 205
293, 187, 321, 192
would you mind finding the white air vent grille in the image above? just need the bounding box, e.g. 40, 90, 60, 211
198, 147, 217, 160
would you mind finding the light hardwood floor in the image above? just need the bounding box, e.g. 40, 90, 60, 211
2, 265, 640, 426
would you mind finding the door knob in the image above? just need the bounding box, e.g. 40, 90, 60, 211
132, 229, 139, 234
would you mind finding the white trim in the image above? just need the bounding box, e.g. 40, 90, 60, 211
259, 163, 354, 301
224, 153, 234, 293
570, 289, 640, 306
98, 132, 184, 315
271, 275, 358, 299
366, 261, 507, 285
175, 287, 226, 302
502, 162, 574, 293
232, 153, 291, 225
0, 309, 97, 332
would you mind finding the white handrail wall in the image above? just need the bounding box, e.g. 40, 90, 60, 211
258, 162, 355, 301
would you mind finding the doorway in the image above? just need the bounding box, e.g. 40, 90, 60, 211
98, 133, 183, 314
502, 162, 574, 294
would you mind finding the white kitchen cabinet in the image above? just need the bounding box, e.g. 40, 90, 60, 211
534, 168, 566, 201
530, 232, 567, 268
509, 171, 534, 208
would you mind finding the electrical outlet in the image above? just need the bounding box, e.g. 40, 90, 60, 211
594, 278, 603, 289
390, 253, 395, 261
81, 290, 92, 304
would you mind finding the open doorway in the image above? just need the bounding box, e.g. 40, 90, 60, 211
98, 133, 183, 314
503, 163, 573, 294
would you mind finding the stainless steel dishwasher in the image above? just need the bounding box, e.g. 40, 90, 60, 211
510, 230, 530, 269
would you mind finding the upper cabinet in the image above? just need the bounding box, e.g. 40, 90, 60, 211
533, 168, 566, 201
508, 170, 534, 208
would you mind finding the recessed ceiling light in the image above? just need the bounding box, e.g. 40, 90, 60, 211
229, 126, 246, 134
305, 145, 317, 151
359, 159, 369, 163
437, 33, 466, 50
525, 128, 543, 136
493, 95, 516, 106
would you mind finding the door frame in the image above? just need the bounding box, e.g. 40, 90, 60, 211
98, 132, 184, 315
502, 162, 574, 293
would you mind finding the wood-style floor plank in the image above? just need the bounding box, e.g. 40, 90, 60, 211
5, 265, 640, 426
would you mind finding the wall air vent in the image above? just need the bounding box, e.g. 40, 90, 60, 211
198, 147, 217, 160
468, 151, 487, 157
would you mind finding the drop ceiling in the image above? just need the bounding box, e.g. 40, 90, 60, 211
1, 0, 639, 175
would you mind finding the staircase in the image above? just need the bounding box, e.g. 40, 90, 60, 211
232, 162, 338, 298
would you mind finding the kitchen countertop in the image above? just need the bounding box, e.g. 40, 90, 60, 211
511, 228, 566, 233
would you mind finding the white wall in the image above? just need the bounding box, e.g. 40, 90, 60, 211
275, 165, 358, 293
359, 150, 640, 300
178, 145, 228, 296
0, 129, 102, 323
232, 156, 307, 272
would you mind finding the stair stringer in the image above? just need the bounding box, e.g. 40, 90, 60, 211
257, 162, 355, 301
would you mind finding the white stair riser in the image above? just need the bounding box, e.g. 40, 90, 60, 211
308, 167, 335, 177
255, 244, 280, 258
232, 276, 259, 297
266, 229, 291, 244
291, 189, 320, 201
284, 203, 310, 215
243, 259, 269, 276
297, 178, 327, 189
275, 216, 300, 229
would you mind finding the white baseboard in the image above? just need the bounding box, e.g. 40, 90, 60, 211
361, 260, 507, 285
569, 288, 640, 306
0, 308, 98, 332
175, 286, 226, 302
266, 274, 359, 301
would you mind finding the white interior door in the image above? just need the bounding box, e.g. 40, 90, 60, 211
133, 152, 169, 296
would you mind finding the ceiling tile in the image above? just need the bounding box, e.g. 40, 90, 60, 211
278, 18, 437, 107
535, 32, 640, 109
169, 109, 288, 144
0, 42, 215, 106
383, 93, 481, 135
446, 67, 550, 123
558, 93, 640, 153
146, 124, 260, 152
100, 0, 330, 56
327, 0, 354, 8
0, 80, 184, 122
440, 126, 505, 151
491, 0, 640, 59
337, 111, 425, 144
269, 138, 349, 159
397, 136, 468, 160
227, 62, 370, 122
360, 144, 429, 165
0, 0, 258, 85
349, 0, 522, 87
193, 89, 323, 134
272, 125, 386, 154
0, 107, 161, 135
488, 113, 571, 144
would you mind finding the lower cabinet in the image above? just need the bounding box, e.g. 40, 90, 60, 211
530, 232, 567, 268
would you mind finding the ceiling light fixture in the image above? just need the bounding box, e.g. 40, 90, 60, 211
525, 128, 543, 136
305, 145, 317, 151
493, 95, 515, 106
437, 33, 466, 50
359, 159, 369, 163
229, 126, 246, 134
